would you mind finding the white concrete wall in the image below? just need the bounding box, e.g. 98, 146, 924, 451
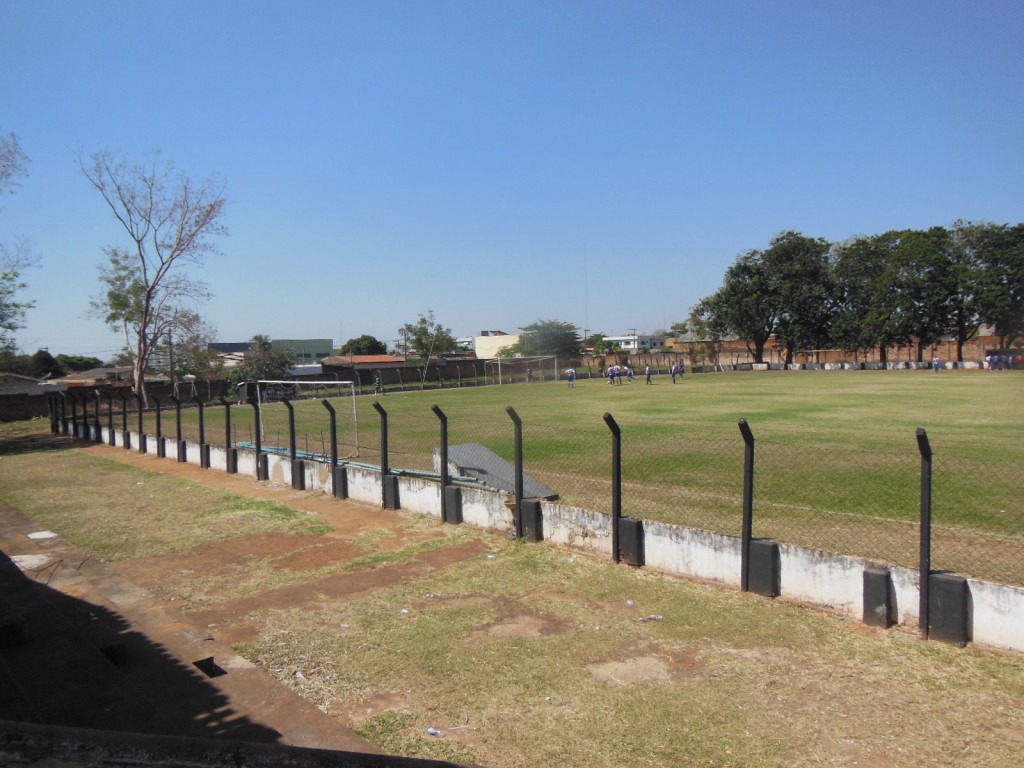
541, 501, 611, 558
645, 522, 742, 587
82, 428, 1024, 653
345, 466, 382, 505
397, 474, 442, 518
777, 544, 869, 617
458, 486, 515, 534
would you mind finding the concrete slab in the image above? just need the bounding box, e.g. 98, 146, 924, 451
444, 443, 558, 499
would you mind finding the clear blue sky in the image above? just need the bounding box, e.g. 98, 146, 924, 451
2, 0, 1022, 359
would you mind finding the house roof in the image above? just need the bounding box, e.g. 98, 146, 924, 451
55, 366, 133, 382
321, 355, 405, 367
0, 372, 56, 395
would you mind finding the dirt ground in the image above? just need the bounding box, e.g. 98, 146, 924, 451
64, 444, 709, 740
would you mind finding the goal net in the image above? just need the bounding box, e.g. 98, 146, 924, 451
238, 380, 361, 459
483, 355, 558, 385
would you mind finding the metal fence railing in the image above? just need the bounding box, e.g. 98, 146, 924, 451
49, 390, 1023, 590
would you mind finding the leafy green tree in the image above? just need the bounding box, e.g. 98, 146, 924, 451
228, 334, 297, 383
340, 334, 388, 355
25, 349, 64, 379
888, 227, 954, 362
762, 231, 833, 365
55, 354, 105, 372
0, 345, 24, 374
160, 310, 223, 380
668, 321, 688, 340
831, 231, 911, 365
82, 149, 227, 404
686, 300, 725, 369
398, 311, 456, 361
702, 249, 778, 363
976, 222, 1024, 348
507, 320, 580, 359
585, 332, 614, 354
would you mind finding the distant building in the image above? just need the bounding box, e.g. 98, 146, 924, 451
474, 331, 521, 359
209, 339, 334, 367
273, 339, 333, 364
604, 334, 668, 352
208, 341, 252, 355
50, 366, 137, 387
321, 354, 406, 376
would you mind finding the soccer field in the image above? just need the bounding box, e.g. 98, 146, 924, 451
164, 368, 1024, 583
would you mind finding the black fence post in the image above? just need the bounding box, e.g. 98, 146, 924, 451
251, 399, 266, 481
69, 392, 78, 436
604, 412, 622, 564
506, 406, 524, 539
153, 396, 164, 457
118, 392, 129, 449
917, 427, 933, 638
322, 399, 345, 498
196, 397, 209, 468
92, 390, 102, 443
219, 397, 236, 473
284, 398, 304, 489
105, 391, 115, 446
58, 393, 68, 435
739, 419, 755, 592
431, 404, 460, 524
432, 405, 448, 522
282, 398, 296, 462
373, 401, 398, 509
170, 395, 185, 462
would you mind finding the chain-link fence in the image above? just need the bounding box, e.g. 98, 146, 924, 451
53, 391, 1022, 587
749, 441, 921, 569
931, 451, 1021, 585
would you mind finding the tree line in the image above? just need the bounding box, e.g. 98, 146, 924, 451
691, 226, 1023, 365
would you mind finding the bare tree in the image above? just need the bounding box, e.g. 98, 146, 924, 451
81, 149, 227, 403
0, 132, 34, 347
0, 132, 29, 197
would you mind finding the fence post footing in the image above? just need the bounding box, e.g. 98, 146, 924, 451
332, 466, 348, 498
747, 539, 780, 597
520, 499, 543, 542
443, 486, 463, 524
383, 475, 400, 510
863, 567, 894, 628
928, 572, 971, 646
617, 517, 645, 567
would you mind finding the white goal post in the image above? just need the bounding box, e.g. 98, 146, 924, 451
483, 355, 558, 385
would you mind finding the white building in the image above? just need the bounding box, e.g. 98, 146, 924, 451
474, 331, 521, 359
603, 333, 668, 352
